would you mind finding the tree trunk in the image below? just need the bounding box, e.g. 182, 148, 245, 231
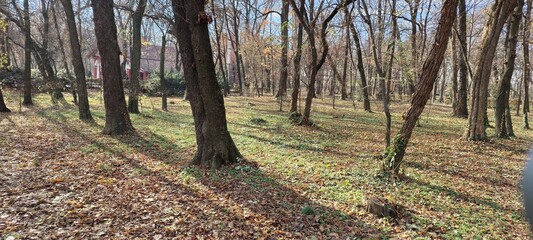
0, 88, 9, 112
383, 0, 457, 175
211, 0, 229, 96
439, 59, 447, 103
51, 3, 76, 104
91, 0, 134, 135
451, 32, 459, 114
340, 14, 349, 101
290, 0, 304, 113
288, 0, 352, 125
160, 33, 168, 111
173, 0, 242, 169
23, 0, 32, 105
454, 0, 469, 118
495, 0, 523, 138
466, 0, 517, 141
276, 0, 289, 98
407, 0, 419, 96
347, 11, 371, 112
0, 18, 10, 112
360, 0, 391, 146
523, 0, 532, 129
128, 0, 147, 114
61, 0, 93, 121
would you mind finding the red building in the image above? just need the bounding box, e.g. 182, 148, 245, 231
87, 44, 177, 81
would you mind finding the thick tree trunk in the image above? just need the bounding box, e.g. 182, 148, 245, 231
0, 88, 9, 112
160, 34, 168, 111
91, 0, 134, 135
128, 0, 147, 114
61, 0, 93, 121
453, 0, 469, 118
466, 0, 517, 141
0, 18, 10, 112
384, 0, 457, 175
290, 0, 304, 113
495, 0, 523, 138
523, 0, 532, 129
276, 0, 289, 98
23, 0, 32, 105
173, 0, 242, 168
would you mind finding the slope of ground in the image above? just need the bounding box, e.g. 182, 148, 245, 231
1, 91, 532, 239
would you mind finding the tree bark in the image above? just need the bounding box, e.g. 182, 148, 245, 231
160, 33, 168, 111
340, 13, 349, 101
523, 0, 532, 129
276, 0, 289, 98
172, 0, 242, 168
495, 0, 523, 138
128, 0, 147, 114
23, 0, 32, 105
360, 0, 391, 146
466, 0, 517, 141
61, 0, 93, 121
91, 0, 134, 135
453, 0, 469, 118
290, 0, 304, 113
383, 0, 457, 175
211, 0, 229, 96
407, 0, 419, 96
0, 18, 10, 112
51, 3, 76, 104
347, 9, 371, 112
288, 0, 353, 125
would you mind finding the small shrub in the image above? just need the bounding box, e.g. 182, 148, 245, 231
250, 117, 268, 125
143, 71, 186, 97
289, 112, 302, 124
301, 206, 317, 215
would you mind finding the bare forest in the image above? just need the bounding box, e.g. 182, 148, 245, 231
1, 0, 533, 238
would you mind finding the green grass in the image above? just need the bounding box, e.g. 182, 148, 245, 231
1, 90, 532, 238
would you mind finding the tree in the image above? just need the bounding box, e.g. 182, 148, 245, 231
360, 0, 394, 147
128, 0, 147, 114
22, 0, 32, 105
172, 0, 242, 168
465, 0, 518, 141
523, 0, 532, 129
383, 0, 458, 175
0, 18, 10, 113
276, 0, 289, 99
289, 0, 304, 114
288, 0, 353, 125
60, 0, 93, 121
495, 0, 524, 138
346, 6, 371, 112
407, 0, 419, 96
91, 0, 134, 135
160, 33, 168, 111
453, 0, 469, 118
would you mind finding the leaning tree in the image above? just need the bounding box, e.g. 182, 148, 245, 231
383, 0, 458, 175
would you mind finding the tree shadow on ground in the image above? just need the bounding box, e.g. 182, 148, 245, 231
403, 176, 517, 213
38, 111, 389, 238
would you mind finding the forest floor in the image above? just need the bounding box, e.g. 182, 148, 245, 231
1, 90, 532, 239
